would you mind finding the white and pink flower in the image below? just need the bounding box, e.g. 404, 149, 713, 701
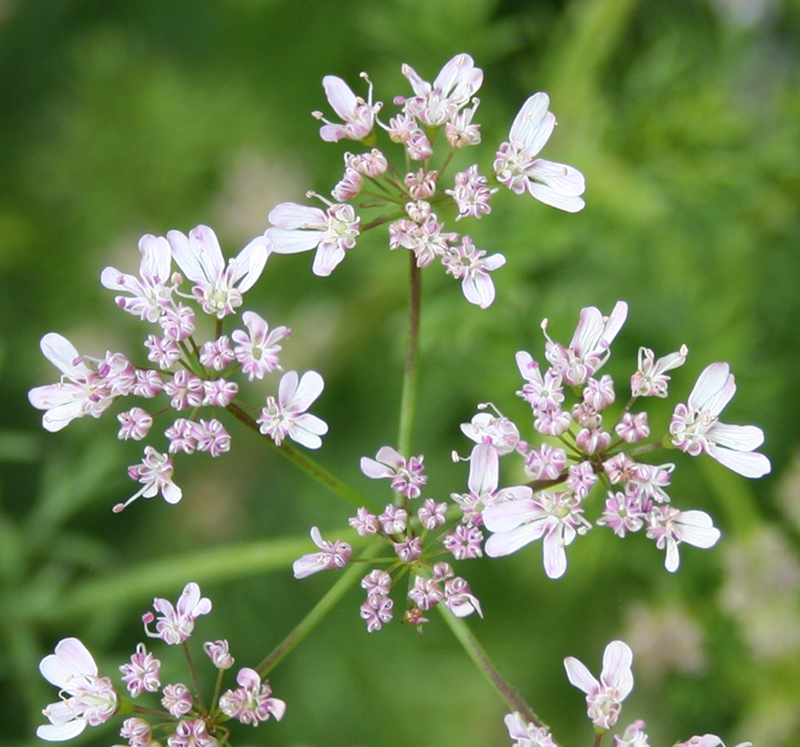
314, 74, 381, 143
257, 370, 328, 449
564, 640, 634, 731
37, 638, 118, 741
143, 582, 212, 645
266, 201, 360, 277
670, 362, 771, 478
494, 92, 586, 212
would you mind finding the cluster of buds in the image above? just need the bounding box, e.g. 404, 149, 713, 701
267, 53, 585, 308
456, 301, 770, 577
37, 583, 285, 745
293, 446, 482, 633
28, 226, 328, 511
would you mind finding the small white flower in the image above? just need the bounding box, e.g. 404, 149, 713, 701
37, 638, 117, 741
564, 640, 634, 731
257, 370, 328, 449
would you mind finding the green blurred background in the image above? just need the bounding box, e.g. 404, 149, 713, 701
1, 0, 799, 745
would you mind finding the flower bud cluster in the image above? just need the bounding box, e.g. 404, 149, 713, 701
36, 583, 285, 745
266, 54, 586, 308
292, 445, 482, 633
29, 226, 329, 512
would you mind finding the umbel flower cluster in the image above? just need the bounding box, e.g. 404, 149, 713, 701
28, 53, 766, 747
28, 226, 328, 512
268, 53, 585, 308
37, 583, 284, 745
292, 301, 770, 631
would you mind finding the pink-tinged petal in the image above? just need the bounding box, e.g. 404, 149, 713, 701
268, 698, 287, 721
687, 363, 734, 415
312, 240, 346, 277
504, 712, 530, 742
600, 301, 628, 349
167, 229, 204, 284
482, 253, 506, 271
542, 529, 567, 578
289, 413, 328, 449
563, 656, 599, 696
483, 498, 541, 533
277, 370, 299, 408
268, 202, 327, 230
293, 553, 326, 579
374, 446, 405, 470
100, 267, 139, 293
40, 333, 86, 378
162, 482, 183, 504
600, 640, 634, 698
708, 423, 765, 452
309, 526, 326, 549
235, 667, 261, 690
266, 227, 323, 255
707, 446, 771, 478
139, 233, 172, 283
484, 521, 546, 557
401, 63, 430, 98
231, 235, 270, 292
242, 310, 268, 341
527, 183, 586, 213
188, 225, 225, 280
570, 307, 604, 355
360, 458, 394, 479
322, 75, 359, 121
468, 443, 499, 496
40, 638, 97, 687
497, 485, 534, 502
462, 272, 496, 308
509, 93, 553, 154
37, 718, 87, 742
40, 699, 78, 727
290, 370, 325, 412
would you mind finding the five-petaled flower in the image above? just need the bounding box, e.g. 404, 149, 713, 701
143, 582, 212, 645
670, 362, 771, 478
257, 370, 329, 449
37, 637, 118, 741
564, 640, 634, 731
494, 92, 586, 213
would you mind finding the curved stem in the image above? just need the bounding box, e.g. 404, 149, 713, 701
256, 539, 383, 677
439, 608, 546, 729
398, 255, 422, 456
225, 401, 379, 512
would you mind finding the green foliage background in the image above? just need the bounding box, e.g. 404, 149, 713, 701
1, 0, 799, 745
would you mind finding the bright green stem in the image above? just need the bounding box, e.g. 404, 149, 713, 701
256, 539, 383, 677
439, 609, 545, 729
397, 255, 422, 456
225, 401, 379, 513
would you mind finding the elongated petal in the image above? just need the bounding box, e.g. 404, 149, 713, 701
528, 183, 586, 213
289, 370, 325, 412
483, 498, 542, 533
100, 267, 139, 293
600, 640, 634, 698
485, 520, 547, 557
230, 235, 269, 292
40, 638, 97, 687
677, 510, 721, 549
289, 413, 328, 449
312, 241, 346, 277
688, 363, 734, 415
468, 443, 499, 496
542, 528, 568, 578
708, 446, 771, 478
139, 233, 173, 283
527, 159, 586, 196
37, 718, 87, 741
40, 333, 85, 378
268, 202, 327, 230
709, 422, 765, 451
563, 656, 599, 696
462, 271, 496, 308
509, 93, 553, 155
266, 227, 323, 255
322, 75, 358, 120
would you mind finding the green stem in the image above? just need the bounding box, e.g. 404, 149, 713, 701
256, 539, 383, 677
225, 401, 379, 513
397, 255, 422, 456
439, 608, 546, 729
